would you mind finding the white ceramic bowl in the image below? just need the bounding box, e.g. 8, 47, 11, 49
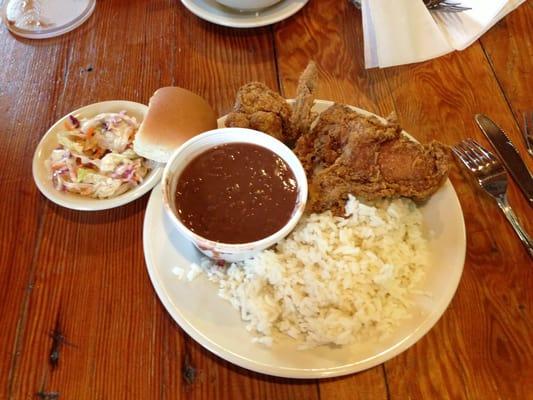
162, 127, 307, 262
216, 0, 281, 11
32, 101, 163, 211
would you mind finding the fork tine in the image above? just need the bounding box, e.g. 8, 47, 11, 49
451, 146, 464, 160
452, 144, 476, 171
463, 139, 487, 161
456, 141, 482, 169
464, 138, 496, 164
426, 0, 471, 12
438, 3, 467, 7
448, 5, 471, 11
433, 4, 471, 11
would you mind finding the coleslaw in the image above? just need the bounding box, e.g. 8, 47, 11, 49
45, 112, 153, 199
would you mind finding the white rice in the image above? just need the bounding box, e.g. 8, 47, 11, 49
171, 266, 185, 280
199, 195, 428, 349
186, 262, 202, 281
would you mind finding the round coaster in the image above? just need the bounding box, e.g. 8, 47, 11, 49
1, 0, 96, 39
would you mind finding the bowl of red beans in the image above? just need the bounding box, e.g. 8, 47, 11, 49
161, 127, 308, 262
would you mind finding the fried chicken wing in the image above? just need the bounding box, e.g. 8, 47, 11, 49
295, 105, 450, 215
290, 61, 318, 139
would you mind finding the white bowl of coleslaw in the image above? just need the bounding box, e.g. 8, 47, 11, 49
32, 100, 163, 211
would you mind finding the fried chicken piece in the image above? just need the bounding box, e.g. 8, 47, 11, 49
224, 82, 294, 142
225, 61, 319, 145
290, 61, 319, 139
296, 104, 450, 215
225, 110, 284, 141
224, 112, 250, 129
249, 111, 284, 141
295, 104, 401, 176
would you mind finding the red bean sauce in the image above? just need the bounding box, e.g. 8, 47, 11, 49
174, 143, 298, 244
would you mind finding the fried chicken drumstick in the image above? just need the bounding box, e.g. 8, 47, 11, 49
294, 104, 450, 215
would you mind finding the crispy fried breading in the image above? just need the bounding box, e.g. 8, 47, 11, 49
225, 66, 450, 215
294, 104, 401, 175
225, 110, 284, 141
224, 82, 294, 142
224, 62, 318, 145
224, 112, 250, 129
290, 61, 319, 139
295, 104, 450, 215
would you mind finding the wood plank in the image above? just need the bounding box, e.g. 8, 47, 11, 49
480, 3, 533, 146
382, 39, 533, 399
0, 27, 71, 399
159, 4, 319, 399
273, 1, 393, 398
1, 0, 531, 398
275, 0, 395, 116
8, 2, 169, 397
165, 326, 319, 400
5, 1, 318, 399
319, 368, 388, 400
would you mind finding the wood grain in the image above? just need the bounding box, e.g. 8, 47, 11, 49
0, 0, 532, 399
275, 0, 395, 115
0, 27, 73, 399
382, 38, 533, 400
319, 369, 388, 400
480, 3, 533, 142
273, 1, 393, 398
7, 3, 169, 397
3, 0, 317, 399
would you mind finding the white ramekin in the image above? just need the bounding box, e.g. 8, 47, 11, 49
161, 127, 307, 262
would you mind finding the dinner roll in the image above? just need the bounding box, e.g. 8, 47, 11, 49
134, 87, 217, 163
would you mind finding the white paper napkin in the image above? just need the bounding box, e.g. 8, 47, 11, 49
362, 0, 526, 68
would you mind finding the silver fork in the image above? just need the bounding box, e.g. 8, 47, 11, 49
425, 0, 472, 12
349, 0, 471, 13
453, 138, 533, 258
523, 111, 533, 157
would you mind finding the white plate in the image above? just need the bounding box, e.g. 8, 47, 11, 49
180, 0, 308, 28
143, 100, 466, 378
32, 101, 163, 211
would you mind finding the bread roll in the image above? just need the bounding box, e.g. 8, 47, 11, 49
134, 87, 217, 163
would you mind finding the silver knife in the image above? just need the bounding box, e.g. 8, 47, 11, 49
475, 114, 533, 204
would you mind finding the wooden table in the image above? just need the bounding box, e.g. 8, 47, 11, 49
1, 1, 532, 398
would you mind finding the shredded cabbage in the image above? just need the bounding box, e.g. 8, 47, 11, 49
46, 112, 152, 199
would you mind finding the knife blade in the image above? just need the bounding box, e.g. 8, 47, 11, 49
475, 114, 533, 204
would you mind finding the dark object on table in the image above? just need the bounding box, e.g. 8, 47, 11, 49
475, 114, 533, 204
522, 111, 533, 157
